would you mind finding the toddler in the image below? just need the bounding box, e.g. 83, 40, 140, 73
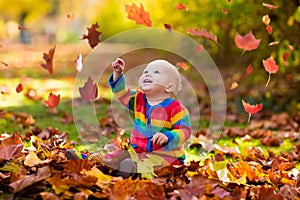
109, 58, 192, 177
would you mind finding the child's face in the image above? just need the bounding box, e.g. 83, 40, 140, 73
139, 62, 177, 95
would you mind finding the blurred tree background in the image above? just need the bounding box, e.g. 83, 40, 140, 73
0, 0, 299, 113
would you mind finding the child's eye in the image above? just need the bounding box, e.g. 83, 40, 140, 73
144, 70, 148, 74
154, 70, 160, 74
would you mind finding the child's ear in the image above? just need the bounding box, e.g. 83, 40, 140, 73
166, 83, 176, 93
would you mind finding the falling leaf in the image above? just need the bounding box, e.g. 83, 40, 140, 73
1, 60, 8, 67
81, 22, 102, 49
164, 24, 172, 31
283, 52, 290, 66
74, 53, 83, 72
288, 45, 293, 51
221, 7, 228, 14
187, 27, 219, 45
230, 82, 238, 90
175, 3, 187, 10
234, 31, 261, 55
262, 3, 279, 10
246, 64, 253, 75
266, 25, 273, 34
41, 45, 56, 76
0, 43, 2, 48
242, 99, 263, 123
176, 62, 189, 71
0, 134, 23, 161
196, 44, 204, 54
262, 15, 271, 25
66, 13, 74, 19
79, 76, 98, 101
125, 3, 152, 27
44, 92, 60, 108
268, 41, 280, 46
16, 83, 23, 93
263, 56, 279, 87
18, 25, 33, 31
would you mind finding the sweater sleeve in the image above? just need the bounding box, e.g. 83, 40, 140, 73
163, 104, 192, 151
108, 73, 136, 111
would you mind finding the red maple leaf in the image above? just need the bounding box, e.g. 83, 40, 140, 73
175, 3, 187, 10
125, 3, 152, 27
82, 22, 102, 49
187, 27, 219, 45
262, 3, 279, 10
164, 24, 172, 31
235, 31, 261, 55
79, 76, 98, 101
41, 45, 56, 76
44, 92, 60, 108
283, 52, 290, 66
263, 56, 279, 87
242, 99, 263, 123
246, 64, 253, 75
16, 83, 23, 93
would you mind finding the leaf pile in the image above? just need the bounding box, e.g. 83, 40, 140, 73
0, 125, 299, 199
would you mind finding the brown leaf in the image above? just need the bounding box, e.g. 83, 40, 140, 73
9, 166, 51, 193
79, 76, 98, 101
41, 45, 56, 76
37, 192, 59, 200
250, 186, 282, 200
62, 159, 94, 174
188, 27, 220, 45
81, 22, 102, 48
0, 133, 23, 161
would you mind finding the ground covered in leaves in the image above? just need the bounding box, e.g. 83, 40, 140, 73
0, 110, 300, 200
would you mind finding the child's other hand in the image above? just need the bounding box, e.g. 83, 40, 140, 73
151, 132, 168, 145
112, 58, 125, 74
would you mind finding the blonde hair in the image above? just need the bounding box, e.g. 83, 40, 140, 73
148, 60, 182, 93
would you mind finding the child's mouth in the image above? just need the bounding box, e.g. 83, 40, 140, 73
143, 79, 152, 83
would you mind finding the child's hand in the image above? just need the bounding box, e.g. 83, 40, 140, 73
151, 132, 168, 145
112, 58, 125, 74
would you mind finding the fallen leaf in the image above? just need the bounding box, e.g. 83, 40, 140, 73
164, 23, 172, 31
0, 133, 23, 161
24, 151, 43, 167
242, 99, 263, 123
41, 45, 56, 76
283, 52, 290, 66
266, 25, 273, 34
16, 83, 24, 93
262, 15, 271, 25
262, 3, 279, 10
263, 56, 279, 87
74, 53, 83, 72
176, 62, 189, 71
125, 3, 152, 27
81, 22, 102, 48
268, 41, 280, 46
235, 31, 261, 55
246, 64, 253, 75
175, 3, 187, 10
79, 76, 98, 101
44, 92, 60, 108
187, 27, 219, 45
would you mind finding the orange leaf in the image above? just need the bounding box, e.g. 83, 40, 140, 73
175, 3, 187, 10
44, 92, 60, 108
242, 99, 263, 122
288, 45, 293, 51
125, 3, 152, 27
187, 27, 219, 45
18, 25, 33, 31
41, 45, 56, 76
235, 31, 261, 54
230, 82, 238, 90
176, 62, 189, 71
16, 83, 24, 93
79, 76, 98, 101
221, 7, 228, 14
262, 3, 279, 10
66, 13, 74, 19
82, 22, 102, 49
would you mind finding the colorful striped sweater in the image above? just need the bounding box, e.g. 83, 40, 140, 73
109, 74, 192, 165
